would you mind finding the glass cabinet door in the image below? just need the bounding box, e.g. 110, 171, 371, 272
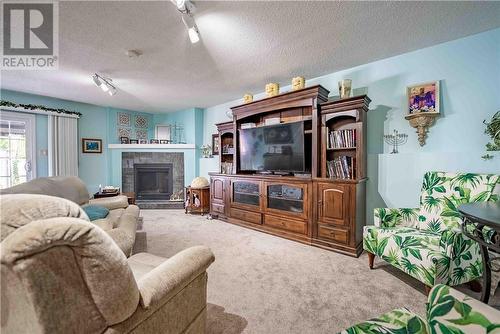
265, 183, 306, 218
232, 180, 261, 208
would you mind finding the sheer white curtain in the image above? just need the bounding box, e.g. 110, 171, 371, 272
48, 115, 79, 176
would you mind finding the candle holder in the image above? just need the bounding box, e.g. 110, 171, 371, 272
384, 129, 408, 154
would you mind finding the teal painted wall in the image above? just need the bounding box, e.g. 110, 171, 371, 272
0, 90, 203, 192
200, 28, 500, 225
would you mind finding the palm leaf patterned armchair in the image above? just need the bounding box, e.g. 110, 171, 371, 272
363, 172, 499, 289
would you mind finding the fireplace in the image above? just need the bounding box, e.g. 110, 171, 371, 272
122, 152, 184, 208
134, 163, 173, 200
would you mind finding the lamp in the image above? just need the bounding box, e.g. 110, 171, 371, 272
92, 73, 117, 96
181, 14, 200, 44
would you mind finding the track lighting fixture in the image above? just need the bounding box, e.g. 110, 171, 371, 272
172, 0, 200, 44
92, 73, 117, 96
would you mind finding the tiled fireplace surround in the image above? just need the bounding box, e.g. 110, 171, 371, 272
121, 152, 184, 200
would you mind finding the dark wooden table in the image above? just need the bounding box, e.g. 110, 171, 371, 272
459, 202, 500, 303
93, 191, 136, 205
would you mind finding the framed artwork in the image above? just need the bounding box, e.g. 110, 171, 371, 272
212, 134, 220, 155
135, 129, 147, 140
150, 139, 159, 144
139, 139, 148, 144
117, 112, 131, 126
159, 140, 169, 144
135, 115, 149, 128
407, 81, 440, 114
82, 138, 102, 153
130, 139, 139, 144
117, 127, 131, 139
120, 137, 130, 144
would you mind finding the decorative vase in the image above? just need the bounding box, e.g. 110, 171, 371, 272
243, 94, 253, 103
291, 77, 305, 91
265, 83, 279, 97
338, 79, 352, 99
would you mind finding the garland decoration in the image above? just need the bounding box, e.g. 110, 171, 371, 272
0, 100, 82, 117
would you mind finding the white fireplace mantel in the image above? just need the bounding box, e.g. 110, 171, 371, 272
108, 144, 196, 149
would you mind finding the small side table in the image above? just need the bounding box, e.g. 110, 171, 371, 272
459, 202, 500, 303
185, 186, 210, 216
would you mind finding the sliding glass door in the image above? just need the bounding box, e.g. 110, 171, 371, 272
0, 111, 36, 189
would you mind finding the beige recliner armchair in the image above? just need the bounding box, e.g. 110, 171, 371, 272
1, 194, 215, 334
1, 176, 145, 256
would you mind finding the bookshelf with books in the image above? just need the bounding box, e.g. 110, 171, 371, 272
313, 95, 371, 256
320, 96, 370, 180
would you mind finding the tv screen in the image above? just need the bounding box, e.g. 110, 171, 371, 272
239, 122, 305, 172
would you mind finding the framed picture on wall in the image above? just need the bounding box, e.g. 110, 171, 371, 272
407, 81, 440, 114
139, 139, 147, 144
120, 137, 130, 144
212, 134, 220, 155
82, 138, 102, 153
130, 139, 139, 144
150, 139, 159, 144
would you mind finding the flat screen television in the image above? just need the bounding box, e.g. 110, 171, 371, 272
239, 121, 305, 172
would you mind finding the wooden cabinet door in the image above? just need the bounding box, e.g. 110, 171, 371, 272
211, 177, 225, 204
263, 181, 308, 220
317, 183, 351, 226
230, 179, 262, 211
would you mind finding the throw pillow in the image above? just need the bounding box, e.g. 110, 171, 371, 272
83, 205, 110, 221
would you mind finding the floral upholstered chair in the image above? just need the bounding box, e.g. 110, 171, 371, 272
363, 172, 499, 290
339, 284, 500, 334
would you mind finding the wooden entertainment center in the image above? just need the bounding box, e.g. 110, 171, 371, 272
209, 85, 370, 257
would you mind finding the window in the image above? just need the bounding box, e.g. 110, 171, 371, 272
0, 111, 36, 189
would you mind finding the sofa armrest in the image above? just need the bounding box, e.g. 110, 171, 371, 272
439, 227, 479, 259
88, 195, 129, 210
137, 246, 215, 309
427, 284, 500, 332
374, 208, 420, 228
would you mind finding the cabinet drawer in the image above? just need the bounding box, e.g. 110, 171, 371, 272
264, 215, 307, 234
211, 203, 225, 214
230, 208, 262, 225
317, 225, 348, 244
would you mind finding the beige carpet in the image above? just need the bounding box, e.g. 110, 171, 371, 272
141, 209, 497, 334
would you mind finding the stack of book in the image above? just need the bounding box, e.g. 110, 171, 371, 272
327, 156, 355, 179
328, 129, 356, 149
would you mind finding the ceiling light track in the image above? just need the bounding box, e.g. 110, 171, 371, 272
92, 73, 117, 96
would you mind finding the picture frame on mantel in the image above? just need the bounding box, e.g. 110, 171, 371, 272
212, 134, 220, 155
82, 138, 102, 153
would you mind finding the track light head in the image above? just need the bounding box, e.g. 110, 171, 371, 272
181, 14, 200, 44
173, 0, 195, 14
188, 26, 200, 44
92, 74, 102, 87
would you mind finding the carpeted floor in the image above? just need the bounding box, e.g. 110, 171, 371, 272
141, 209, 498, 334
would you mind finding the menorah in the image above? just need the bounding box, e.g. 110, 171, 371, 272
384, 129, 408, 154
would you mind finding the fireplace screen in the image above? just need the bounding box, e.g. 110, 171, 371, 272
134, 163, 173, 200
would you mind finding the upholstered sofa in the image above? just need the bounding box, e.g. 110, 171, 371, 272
1, 176, 145, 256
363, 172, 499, 290
1, 194, 215, 334
340, 284, 500, 333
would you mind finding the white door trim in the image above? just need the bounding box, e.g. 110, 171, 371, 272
0, 110, 37, 181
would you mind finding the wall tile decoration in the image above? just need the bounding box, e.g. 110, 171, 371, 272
135, 115, 149, 128
135, 129, 147, 140
117, 112, 131, 127
117, 127, 131, 139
